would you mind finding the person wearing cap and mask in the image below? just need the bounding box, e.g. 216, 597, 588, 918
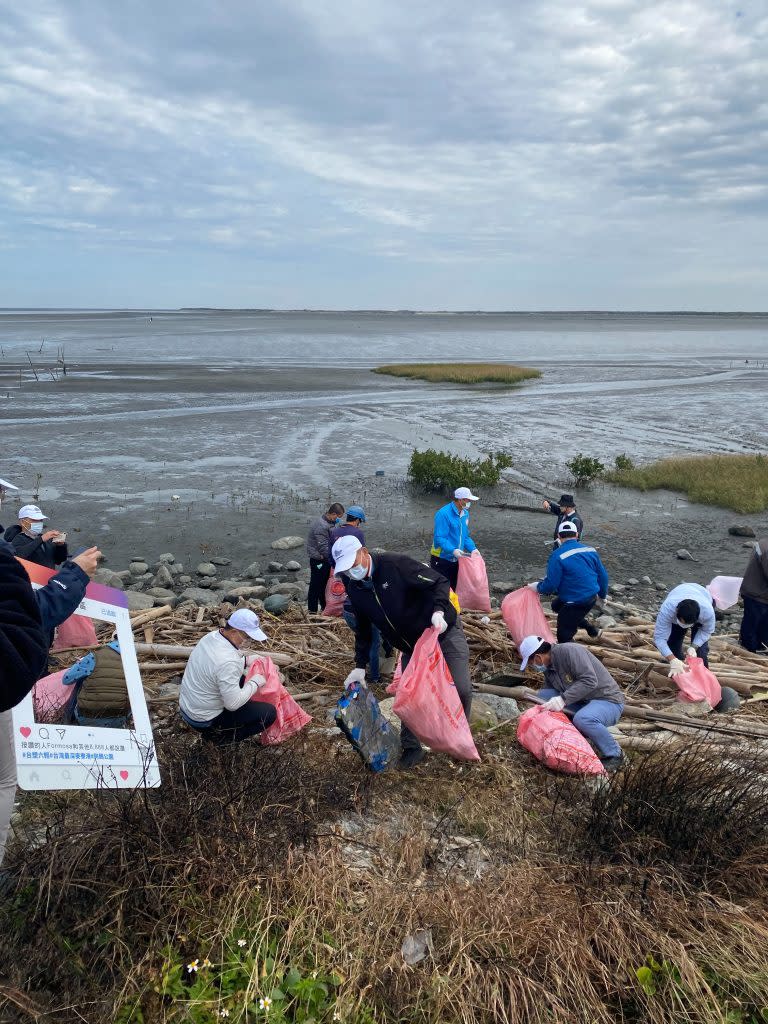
4, 504, 68, 570
306, 502, 345, 613
0, 477, 19, 535
179, 609, 277, 743
430, 487, 480, 589
529, 521, 608, 642
329, 505, 367, 552
542, 493, 583, 548
518, 634, 626, 771
653, 583, 717, 677
333, 534, 472, 770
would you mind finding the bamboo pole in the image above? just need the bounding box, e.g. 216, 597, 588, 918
132, 642, 293, 666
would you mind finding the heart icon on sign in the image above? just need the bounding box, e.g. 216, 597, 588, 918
19, 726, 31, 738
119, 770, 129, 781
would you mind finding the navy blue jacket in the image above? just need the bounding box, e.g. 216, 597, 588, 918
35, 560, 89, 647
537, 539, 608, 604
0, 540, 49, 711
4, 524, 69, 569
546, 502, 584, 542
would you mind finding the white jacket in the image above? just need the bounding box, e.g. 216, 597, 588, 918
654, 583, 715, 657
179, 630, 259, 723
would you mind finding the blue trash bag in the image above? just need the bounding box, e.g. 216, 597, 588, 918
334, 682, 401, 772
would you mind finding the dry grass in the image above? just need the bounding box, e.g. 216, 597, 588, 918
373, 363, 541, 386
607, 453, 768, 513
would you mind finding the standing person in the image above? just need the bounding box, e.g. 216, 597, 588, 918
529, 521, 608, 642
4, 504, 68, 569
430, 486, 480, 589
0, 477, 19, 534
179, 609, 277, 743
306, 503, 345, 613
329, 505, 366, 554
333, 535, 473, 770
542, 493, 583, 546
518, 635, 626, 771
740, 537, 768, 653
654, 583, 716, 674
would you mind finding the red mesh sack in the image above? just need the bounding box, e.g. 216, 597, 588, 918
247, 656, 311, 745
455, 552, 491, 613
51, 613, 98, 652
675, 655, 722, 706
501, 588, 556, 648
323, 571, 347, 617
517, 705, 605, 775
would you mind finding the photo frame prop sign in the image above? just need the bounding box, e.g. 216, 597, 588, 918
11, 558, 161, 791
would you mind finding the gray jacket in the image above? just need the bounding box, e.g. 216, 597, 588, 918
741, 538, 768, 605
306, 515, 334, 562
544, 642, 625, 706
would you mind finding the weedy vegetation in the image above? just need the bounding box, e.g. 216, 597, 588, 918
374, 363, 541, 386
408, 448, 513, 492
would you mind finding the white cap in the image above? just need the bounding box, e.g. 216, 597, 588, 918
557, 520, 579, 536
18, 504, 48, 521
454, 487, 479, 501
227, 608, 267, 642
0, 478, 18, 491
519, 634, 546, 671
332, 535, 362, 573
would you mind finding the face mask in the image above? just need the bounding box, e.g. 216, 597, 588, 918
532, 663, 547, 673
29, 522, 45, 536
348, 563, 367, 580
676, 618, 692, 628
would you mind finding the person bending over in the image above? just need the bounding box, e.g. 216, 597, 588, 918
654, 582, 716, 676
529, 521, 608, 642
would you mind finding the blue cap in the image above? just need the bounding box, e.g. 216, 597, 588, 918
346, 505, 366, 522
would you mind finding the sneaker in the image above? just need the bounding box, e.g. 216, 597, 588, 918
600, 753, 626, 773
398, 747, 427, 771
585, 624, 602, 639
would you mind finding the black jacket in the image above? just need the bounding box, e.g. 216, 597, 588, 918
344, 552, 456, 668
4, 524, 68, 569
35, 560, 89, 647
546, 503, 584, 542
0, 540, 49, 711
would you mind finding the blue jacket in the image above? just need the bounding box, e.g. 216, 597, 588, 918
431, 502, 476, 562
537, 539, 608, 603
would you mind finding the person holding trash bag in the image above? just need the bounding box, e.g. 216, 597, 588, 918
739, 537, 768, 654
333, 534, 472, 770
306, 502, 345, 613
519, 634, 626, 771
654, 582, 717, 674
430, 486, 479, 589
528, 521, 608, 642
542, 493, 583, 546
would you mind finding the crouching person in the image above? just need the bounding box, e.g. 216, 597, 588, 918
63, 639, 131, 727
519, 635, 626, 771
179, 609, 276, 743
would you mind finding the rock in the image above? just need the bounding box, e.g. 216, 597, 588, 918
627, 577, 639, 586
267, 561, 284, 573
729, 525, 756, 537
610, 583, 625, 593
157, 552, 176, 564
151, 564, 174, 588
168, 562, 184, 575
269, 582, 304, 596
129, 561, 149, 576
641, 575, 652, 584
492, 581, 514, 594
92, 568, 125, 590
473, 693, 519, 721
115, 570, 132, 581
676, 549, 694, 560
285, 560, 302, 572
270, 536, 304, 551
177, 574, 192, 585
469, 698, 499, 730
179, 587, 221, 607
158, 682, 181, 700
377, 696, 400, 729
242, 561, 262, 579
263, 594, 292, 615
197, 562, 217, 577
210, 556, 232, 566
655, 582, 667, 591
126, 591, 154, 612
223, 585, 269, 600
145, 587, 177, 603
595, 614, 617, 629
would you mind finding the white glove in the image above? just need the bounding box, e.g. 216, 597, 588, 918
249, 673, 266, 690
343, 668, 367, 690
431, 611, 447, 634
686, 646, 697, 659
453, 548, 465, 559
527, 582, 540, 592
542, 695, 565, 712
667, 658, 688, 677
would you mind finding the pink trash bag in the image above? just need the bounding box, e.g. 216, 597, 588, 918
675, 655, 722, 706
517, 705, 605, 775
501, 588, 556, 649
323, 571, 347, 617
390, 628, 479, 761
707, 575, 743, 611
247, 656, 312, 745
51, 613, 98, 652
33, 670, 75, 723
455, 551, 491, 613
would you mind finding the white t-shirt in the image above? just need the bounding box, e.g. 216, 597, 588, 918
179, 630, 258, 723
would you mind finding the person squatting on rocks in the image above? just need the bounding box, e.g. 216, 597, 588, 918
179, 609, 277, 743
430, 486, 480, 589
739, 537, 768, 654
62, 640, 131, 728
4, 504, 69, 570
542, 492, 583, 546
529, 520, 608, 642
519, 634, 626, 772
306, 502, 345, 613
332, 535, 472, 771
654, 582, 717, 676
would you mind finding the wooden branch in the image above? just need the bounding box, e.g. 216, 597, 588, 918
132, 642, 293, 666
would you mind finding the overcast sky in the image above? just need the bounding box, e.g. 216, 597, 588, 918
1, 1, 766, 309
